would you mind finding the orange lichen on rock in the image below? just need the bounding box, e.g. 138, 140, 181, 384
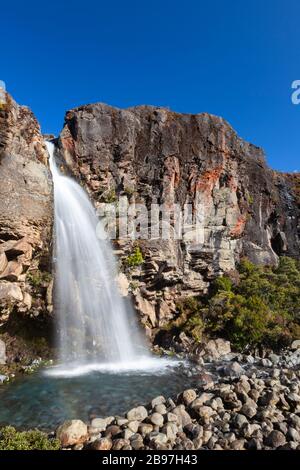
229, 214, 247, 238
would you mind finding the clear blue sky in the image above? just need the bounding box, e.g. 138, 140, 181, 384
1, 0, 299, 171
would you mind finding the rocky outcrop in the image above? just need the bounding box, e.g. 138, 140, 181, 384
57, 103, 300, 335
0, 93, 53, 341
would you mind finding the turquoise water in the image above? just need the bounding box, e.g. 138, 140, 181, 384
0, 363, 199, 430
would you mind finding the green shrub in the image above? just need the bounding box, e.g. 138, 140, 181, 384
174, 257, 300, 350
0, 426, 60, 450
124, 247, 144, 268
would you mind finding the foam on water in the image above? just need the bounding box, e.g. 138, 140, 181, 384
44, 356, 184, 378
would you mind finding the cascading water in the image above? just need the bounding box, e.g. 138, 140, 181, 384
46, 141, 148, 370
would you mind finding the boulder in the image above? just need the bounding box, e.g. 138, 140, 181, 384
91, 437, 113, 450
56, 420, 88, 447
0, 253, 8, 274
291, 340, 300, 350
194, 339, 231, 362
265, 430, 286, 448
127, 406, 148, 422
0, 282, 23, 302
0, 261, 23, 281
149, 412, 164, 427
222, 361, 244, 378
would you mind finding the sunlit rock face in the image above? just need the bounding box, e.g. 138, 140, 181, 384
57, 103, 300, 333
0, 93, 53, 327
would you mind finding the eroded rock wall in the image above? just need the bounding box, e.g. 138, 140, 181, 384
0, 93, 53, 334
57, 103, 300, 336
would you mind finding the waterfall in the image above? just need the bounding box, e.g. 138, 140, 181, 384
46, 141, 147, 368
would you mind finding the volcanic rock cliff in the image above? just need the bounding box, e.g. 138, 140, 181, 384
0, 93, 53, 360
57, 103, 300, 337
0, 94, 299, 354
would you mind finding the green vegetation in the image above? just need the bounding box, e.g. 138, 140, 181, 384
101, 188, 117, 203
124, 247, 144, 268
0, 426, 60, 450
173, 257, 300, 350
26, 270, 52, 288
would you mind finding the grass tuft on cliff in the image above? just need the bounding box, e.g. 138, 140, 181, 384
176, 257, 300, 350
0, 426, 60, 450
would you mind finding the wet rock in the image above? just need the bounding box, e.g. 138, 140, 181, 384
56, 420, 88, 447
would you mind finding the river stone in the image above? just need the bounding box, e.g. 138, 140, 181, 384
154, 404, 167, 414
167, 412, 178, 423
241, 399, 257, 419
287, 427, 300, 442
92, 437, 112, 450
234, 413, 248, 429
56, 420, 88, 446
223, 361, 244, 378
149, 431, 168, 445
105, 425, 121, 437
261, 358, 273, 367
149, 412, 164, 427
127, 420, 140, 433
138, 423, 154, 435
172, 405, 192, 426
151, 396, 166, 407
231, 439, 245, 450
0, 339, 6, 365
127, 406, 148, 421
90, 417, 109, 431
265, 430, 286, 448
123, 429, 134, 440
197, 406, 215, 423
291, 340, 300, 350
162, 422, 178, 441
182, 389, 197, 406
112, 438, 130, 450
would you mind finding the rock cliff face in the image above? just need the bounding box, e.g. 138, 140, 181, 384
57, 103, 300, 336
0, 93, 53, 359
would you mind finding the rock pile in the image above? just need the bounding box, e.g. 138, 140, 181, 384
55, 363, 300, 450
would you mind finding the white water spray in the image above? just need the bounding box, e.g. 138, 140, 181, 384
46, 141, 148, 369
